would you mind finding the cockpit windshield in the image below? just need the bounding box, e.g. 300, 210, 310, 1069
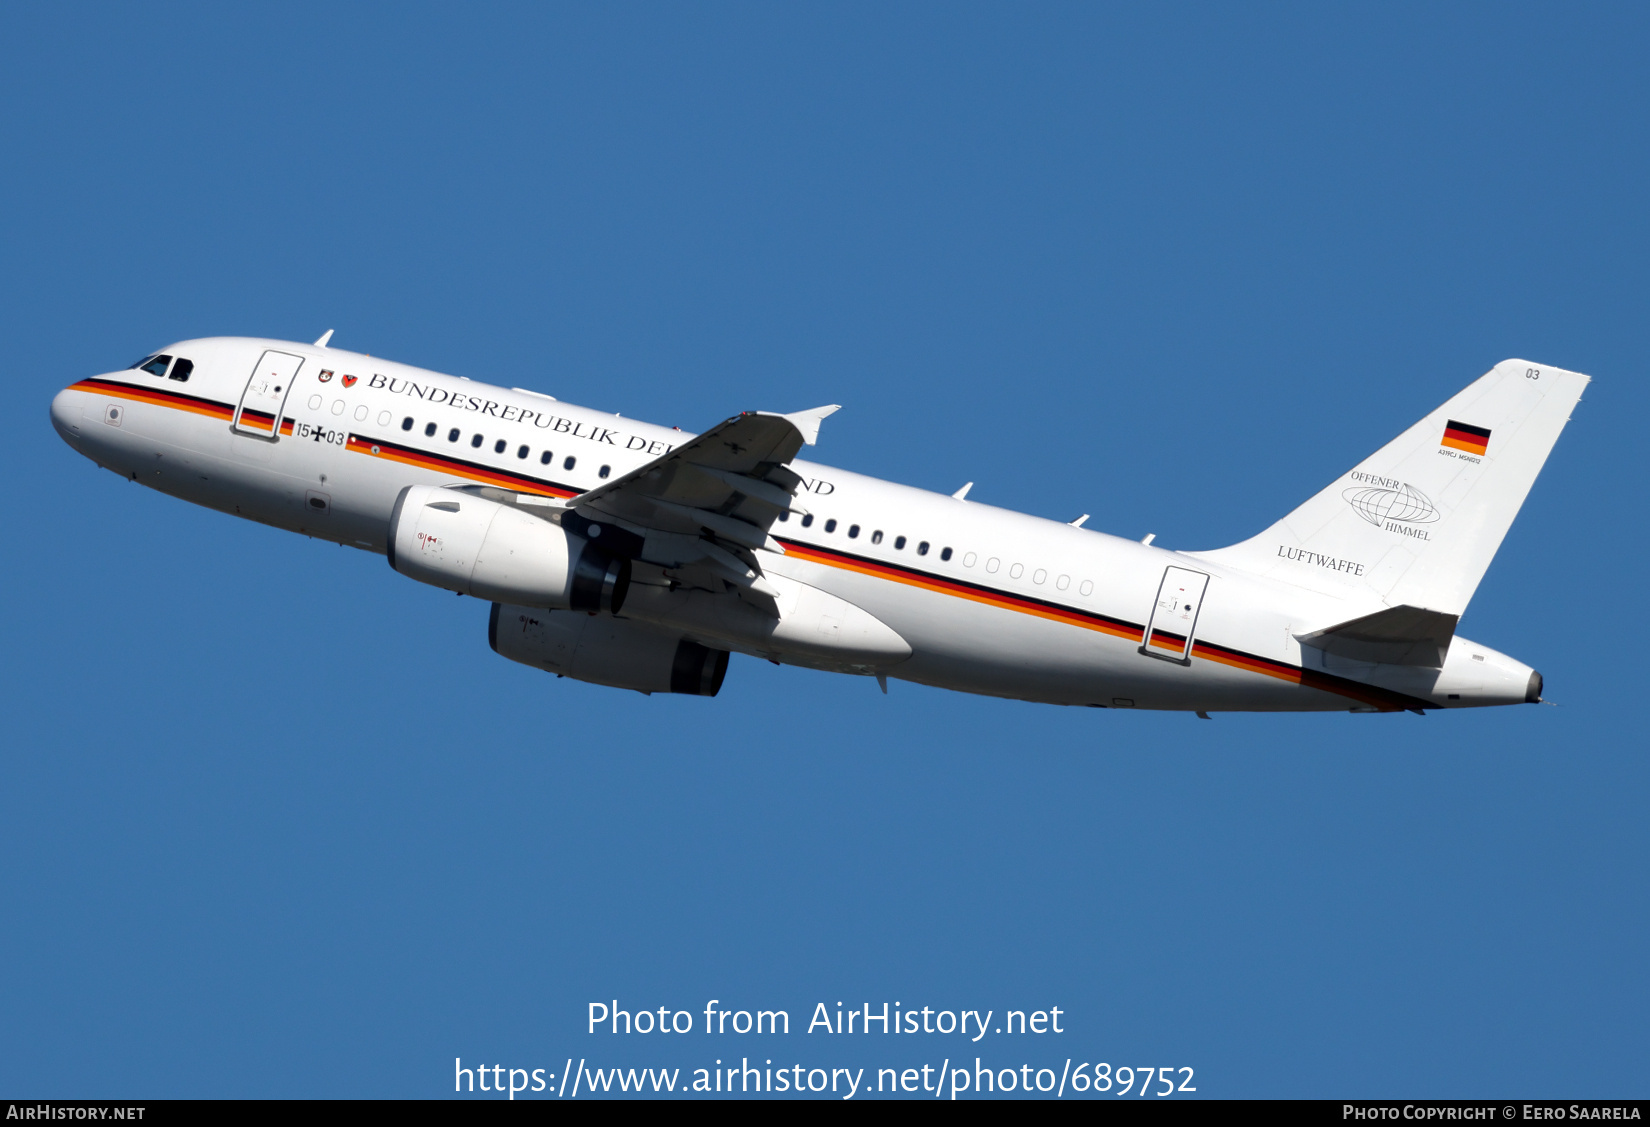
128, 354, 192, 381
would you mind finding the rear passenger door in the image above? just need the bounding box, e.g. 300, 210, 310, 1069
1138, 566, 1209, 666
233, 350, 304, 438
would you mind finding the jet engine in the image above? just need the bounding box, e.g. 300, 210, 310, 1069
489, 602, 729, 696
387, 485, 628, 612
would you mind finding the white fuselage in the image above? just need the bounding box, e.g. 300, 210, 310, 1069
50, 337, 1539, 712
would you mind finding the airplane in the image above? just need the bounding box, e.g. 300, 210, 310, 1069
48, 335, 1587, 714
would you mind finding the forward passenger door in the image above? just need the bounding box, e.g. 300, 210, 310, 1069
232, 350, 304, 438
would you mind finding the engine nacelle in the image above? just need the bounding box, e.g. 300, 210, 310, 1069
388, 485, 629, 612
489, 603, 729, 696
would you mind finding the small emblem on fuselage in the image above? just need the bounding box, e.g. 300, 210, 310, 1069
318, 369, 333, 382
341, 374, 358, 388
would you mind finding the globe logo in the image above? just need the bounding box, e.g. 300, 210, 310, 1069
1342, 482, 1439, 526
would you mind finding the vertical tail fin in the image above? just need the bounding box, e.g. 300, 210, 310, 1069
1192, 359, 1589, 617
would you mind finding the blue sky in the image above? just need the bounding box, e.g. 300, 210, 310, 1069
1, 3, 1645, 1098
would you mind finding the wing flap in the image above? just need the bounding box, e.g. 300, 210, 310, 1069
564, 406, 838, 589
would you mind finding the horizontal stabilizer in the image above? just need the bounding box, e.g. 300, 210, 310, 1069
1298, 605, 1459, 667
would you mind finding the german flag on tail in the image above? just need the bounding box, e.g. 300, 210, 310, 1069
1441, 419, 1491, 455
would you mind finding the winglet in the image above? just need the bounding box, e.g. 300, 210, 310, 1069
314, 329, 334, 347
782, 404, 840, 446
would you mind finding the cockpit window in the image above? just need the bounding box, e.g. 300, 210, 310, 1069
168, 358, 193, 382
128, 354, 158, 370
138, 355, 172, 378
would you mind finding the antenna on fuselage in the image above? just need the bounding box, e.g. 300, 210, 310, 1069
952, 482, 973, 500
314, 329, 334, 347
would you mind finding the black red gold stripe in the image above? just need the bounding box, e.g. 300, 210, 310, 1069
70, 378, 296, 437
1441, 419, 1490, 455
778, 538, 1428, 711
345, 433, 579, 498
69, 377, 235, 422
1146, 630, 1186, 652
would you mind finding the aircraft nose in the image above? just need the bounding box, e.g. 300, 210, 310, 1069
50, 386, 83, 442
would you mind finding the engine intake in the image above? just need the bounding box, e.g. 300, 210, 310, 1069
388, 485, 629, 612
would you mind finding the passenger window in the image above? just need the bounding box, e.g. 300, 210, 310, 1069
599, 465, 611, 478
448, 428, 460, 442
425, 422, 437, 437
917, 541, 929, 556
894, 536, 906, 550
563, 456, 576, 470
490, 439, 503, 453
1056, 575, 1070, 591
540, 450, 553, 465
1033, 569, 1046, 584
168, 358, 193, 382
1079, 580, 1094, 596
848, 524, 860, 538
825, 519, 837, 533
801, 514, 814, 527
871, 530, 883, 544
517, 445, 529, 459
139, 355, 172, 378
472, 434, 484, 448
1009, 563, 1024, 579
963, 552, 977, 567
941, 547, 953, 561
777, 511, 789, 522
985, 558, 999, 573
401, 416, 415, 431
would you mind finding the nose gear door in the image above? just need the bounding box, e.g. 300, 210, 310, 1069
1139, 566, 1209, 665
233, 350, 304, 437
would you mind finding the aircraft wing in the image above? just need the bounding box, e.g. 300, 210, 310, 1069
564, 406, 839, 596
